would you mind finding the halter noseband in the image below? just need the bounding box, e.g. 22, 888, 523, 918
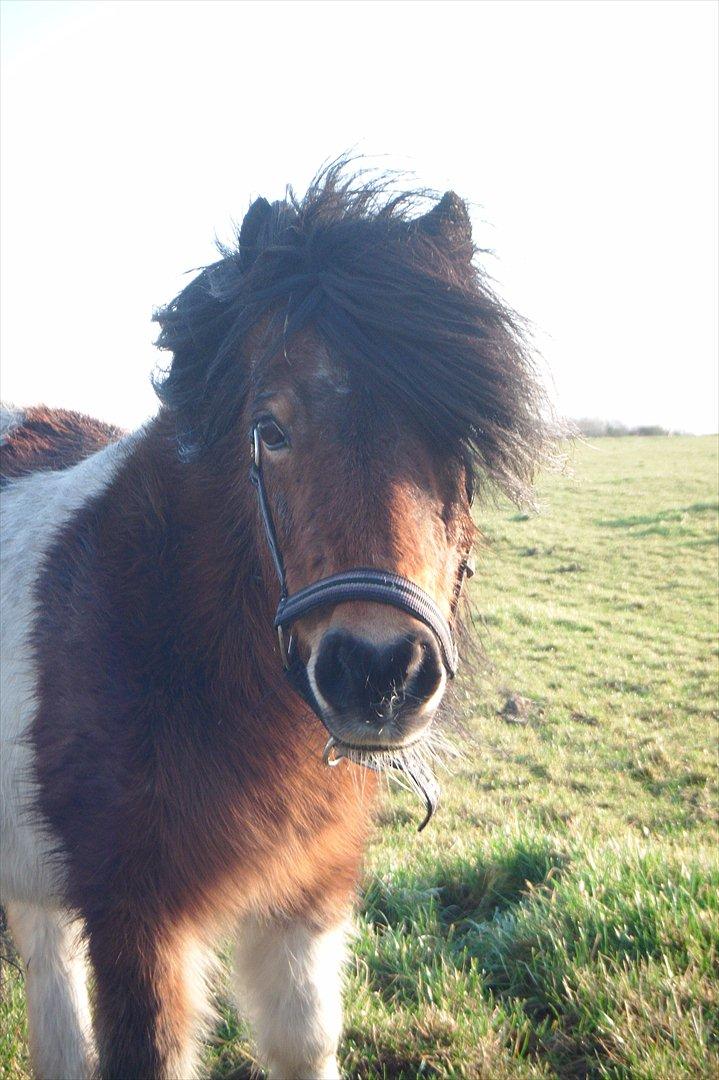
249, 425, 466, 680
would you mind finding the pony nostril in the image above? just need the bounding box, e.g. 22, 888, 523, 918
313, 631, 358, 713
374, 636, 417, 696
405, 636, 443, 704
313, 628, 443, 717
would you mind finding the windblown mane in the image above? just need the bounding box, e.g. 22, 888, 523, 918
153, 163, 550, 503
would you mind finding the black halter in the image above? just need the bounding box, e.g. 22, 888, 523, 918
249, 425, 463, 679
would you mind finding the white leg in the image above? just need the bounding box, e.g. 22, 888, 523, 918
5, 901, 94, 1080
233, 915, 348, 1080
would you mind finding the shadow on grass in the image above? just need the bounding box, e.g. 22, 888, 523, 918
597, 501, 718, 530
361, 836, 566, 936
209, 1064, 257, 1080
351, 841, 718, 1078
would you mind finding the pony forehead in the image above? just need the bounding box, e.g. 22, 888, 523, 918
250, 328, 351, 402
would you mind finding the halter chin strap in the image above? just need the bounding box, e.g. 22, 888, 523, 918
249, 425, 463, 679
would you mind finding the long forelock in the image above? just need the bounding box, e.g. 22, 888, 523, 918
153, 163, 552, 504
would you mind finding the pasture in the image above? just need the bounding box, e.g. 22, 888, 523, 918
2, 434, 717, 1079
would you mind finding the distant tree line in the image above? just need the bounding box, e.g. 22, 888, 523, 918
573, 418, 685, 438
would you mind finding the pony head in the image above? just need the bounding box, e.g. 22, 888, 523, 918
154, 164, 549, 769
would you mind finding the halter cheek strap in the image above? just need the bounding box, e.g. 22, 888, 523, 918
249, 425, 462, 679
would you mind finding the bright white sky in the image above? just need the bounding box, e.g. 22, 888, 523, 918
1, 0, 717, 433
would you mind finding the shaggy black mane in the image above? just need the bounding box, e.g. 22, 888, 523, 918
153, 162, 550, 502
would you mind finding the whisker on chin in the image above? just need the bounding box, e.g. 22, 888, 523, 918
321, 732, 447, 831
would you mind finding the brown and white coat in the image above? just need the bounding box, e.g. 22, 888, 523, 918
0, 404, 376, 1079
0, 169, 547, 1079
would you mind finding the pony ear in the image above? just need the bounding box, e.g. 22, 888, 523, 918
415, 191, 473, 258
239, 197, 272, 271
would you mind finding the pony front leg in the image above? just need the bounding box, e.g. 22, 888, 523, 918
233, 914, 348, 1080
88, 915, 209, 1080
4, 901, 94, 1080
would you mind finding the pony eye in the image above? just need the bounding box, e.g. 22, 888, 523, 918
257, 418, 288, 451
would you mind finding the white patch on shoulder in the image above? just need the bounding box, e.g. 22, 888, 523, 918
0, 430, 140, 906
0, 403, 26, 439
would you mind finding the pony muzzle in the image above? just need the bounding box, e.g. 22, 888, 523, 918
304, 623, 446, 749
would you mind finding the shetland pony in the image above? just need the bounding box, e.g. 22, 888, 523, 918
0, 167, 547, 1079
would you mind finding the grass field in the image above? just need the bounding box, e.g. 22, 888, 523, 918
2, 435, 717, 1079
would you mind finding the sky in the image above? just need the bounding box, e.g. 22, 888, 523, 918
1, 0, 717, 433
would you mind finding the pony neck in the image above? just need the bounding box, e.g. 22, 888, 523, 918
119, 412, 288, 710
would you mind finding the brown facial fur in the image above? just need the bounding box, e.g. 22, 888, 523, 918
246, 333, 476, 659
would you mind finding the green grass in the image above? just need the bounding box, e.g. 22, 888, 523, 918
2, 436, 717, 1078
